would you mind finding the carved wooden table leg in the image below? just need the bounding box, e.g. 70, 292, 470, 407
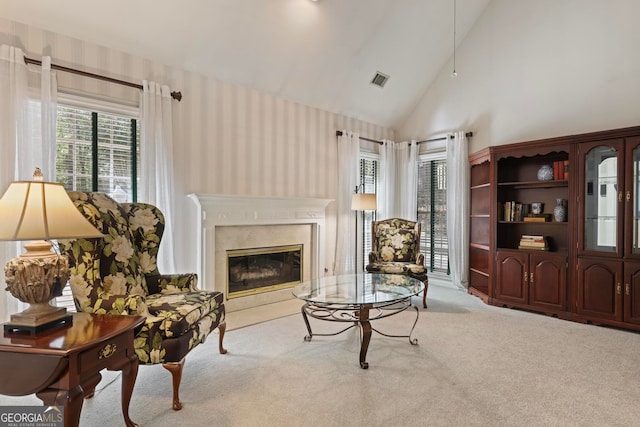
80, 372, 102, 401
358, 304, 372, 369
120, 353, 139, 427
37, 385, 84, 427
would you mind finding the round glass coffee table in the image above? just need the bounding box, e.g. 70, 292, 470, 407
292, 273, 424, 369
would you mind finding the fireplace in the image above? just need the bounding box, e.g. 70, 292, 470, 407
189, 194, 333, 312
227, 244, 303, 298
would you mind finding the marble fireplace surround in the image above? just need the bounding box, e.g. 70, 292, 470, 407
189, 194, 333, 312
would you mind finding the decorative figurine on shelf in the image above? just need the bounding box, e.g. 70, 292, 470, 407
537, 164, 554, 181
531, 202, 543, 215
554, 198, 567, 222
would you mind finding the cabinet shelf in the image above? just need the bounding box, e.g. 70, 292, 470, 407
470, 242, 490, 251
470, 267, 489, 277
498, 221, 567, 225
498, 247, 568, 255
498, 180, 568, 189
471, 183, 491, 190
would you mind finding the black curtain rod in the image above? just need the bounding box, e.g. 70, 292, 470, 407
336, 130, 473, 145
24, 56, 182, 102
417, 132, 473, 144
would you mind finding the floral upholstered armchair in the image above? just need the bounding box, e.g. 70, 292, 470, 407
58, 192, 226, 411
365, 218, 429, 308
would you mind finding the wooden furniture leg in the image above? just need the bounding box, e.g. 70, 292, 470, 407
37, 385, 84, 427
120, 353, 140, 427
218, 321, 228, 354
163, 359, 185, 411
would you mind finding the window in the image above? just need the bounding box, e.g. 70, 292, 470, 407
54, 97, 140, 310
417, 156, 449, 274
56, 102, 139, 202
359, 155, 377, 271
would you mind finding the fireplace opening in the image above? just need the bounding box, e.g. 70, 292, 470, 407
226, 244, 303, 298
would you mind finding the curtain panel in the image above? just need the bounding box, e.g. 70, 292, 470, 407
334, 130, 359, 275
446, 131, 470, 288
140, 80, 177, 273
378, 140, 418, 220
0, 45, 57, 321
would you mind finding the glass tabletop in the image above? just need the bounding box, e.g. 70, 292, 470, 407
292, 273, 424, 305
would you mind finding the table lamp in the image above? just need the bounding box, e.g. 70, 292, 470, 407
0, 168, 104, 335
351, 187, 377, 272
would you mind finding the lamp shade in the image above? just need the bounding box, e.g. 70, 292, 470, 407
351, 193, 377, 211
0, 181, 104, 241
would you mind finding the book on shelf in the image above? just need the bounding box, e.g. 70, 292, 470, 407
553, 160, 569, 180
501, 201, 530, 221
518, 245, 550, 251
524, 213, 552, 222
519, 234, 549, 250
519, 241, 547, 247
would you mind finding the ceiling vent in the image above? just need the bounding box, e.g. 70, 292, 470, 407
370, 71, 390, 88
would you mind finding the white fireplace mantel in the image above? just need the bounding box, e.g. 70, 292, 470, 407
188, 194, 333, 308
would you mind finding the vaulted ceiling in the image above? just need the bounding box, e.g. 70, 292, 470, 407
2, 0, 491, 129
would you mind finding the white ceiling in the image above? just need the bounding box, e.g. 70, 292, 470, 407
2, 0, 491, 129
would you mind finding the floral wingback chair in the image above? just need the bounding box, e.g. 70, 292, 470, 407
365, 218, 429, 308
58, 192, 226, 411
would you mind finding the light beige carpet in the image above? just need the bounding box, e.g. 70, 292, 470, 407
2, 283, 639, 426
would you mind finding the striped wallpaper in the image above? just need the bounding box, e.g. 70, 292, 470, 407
0, 18, 395, 273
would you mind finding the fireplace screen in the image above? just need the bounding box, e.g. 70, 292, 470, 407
226, 244, 303, 298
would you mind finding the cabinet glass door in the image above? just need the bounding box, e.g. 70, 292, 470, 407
633, 145, 640, 254
584, 145, 618, 253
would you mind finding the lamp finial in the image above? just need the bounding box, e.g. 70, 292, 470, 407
33, 167, 44, 181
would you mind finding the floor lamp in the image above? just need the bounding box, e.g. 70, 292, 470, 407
351, 187, 377, 273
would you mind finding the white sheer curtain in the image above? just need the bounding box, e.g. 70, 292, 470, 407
0, 45, 57, 321
398, 140, 418, 220
446, 131, 470, 289
334, 130, 359, 275
378, 140, 418, 220
377, 140, 396, 220
140, 80, 176, 273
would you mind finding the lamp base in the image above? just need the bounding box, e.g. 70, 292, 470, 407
4, 241, 72, 336
9, 302, 69, 327
4, 313, 73, 336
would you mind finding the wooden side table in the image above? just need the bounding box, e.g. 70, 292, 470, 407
0, 312, 144, 427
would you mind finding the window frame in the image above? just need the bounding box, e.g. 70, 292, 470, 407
56, 92, 140, 202
359, 150, 378, 271
417, 150, 450, 276
55, 92, 140, 311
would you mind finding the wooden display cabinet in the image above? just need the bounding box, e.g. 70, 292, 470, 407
576, 134, 640, 328
468, 125, 640, 331
491, 140, 571, 315
468, 148, 492, 302
496, 250, 567, 313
